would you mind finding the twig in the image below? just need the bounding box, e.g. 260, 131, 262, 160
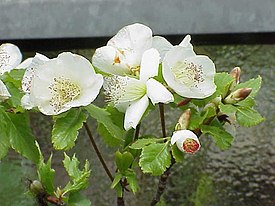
117, 196, 125, 206
134, 123, 141, 141
159, 103, 166, 138
84, 122, 114, 181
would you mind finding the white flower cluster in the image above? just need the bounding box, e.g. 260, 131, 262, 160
1, 23, 217, 153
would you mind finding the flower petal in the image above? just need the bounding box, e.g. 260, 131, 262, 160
92, 46, 130, 75
0, 80, 11, 102
0, 43, 22, 74
124, 95, 149, 130
171, 130, 200, 152
146, 78, 174, 105
152, 36, 173, 61
107, 23, 152, 56
139, 48, 160, 81
179, 35, 193, 50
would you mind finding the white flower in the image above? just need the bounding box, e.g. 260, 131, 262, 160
92, 23, 153, 76
27, 52, 103, 115
20, 53, 49, 109
0, 80, 11, 102
103, 48, 174, 130
152, 35, 193, 61
171, 130, 200, 153
162, 46, 216, 98
0, 43, 22, 75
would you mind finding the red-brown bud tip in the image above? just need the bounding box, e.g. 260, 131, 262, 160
229, 67, 241, 84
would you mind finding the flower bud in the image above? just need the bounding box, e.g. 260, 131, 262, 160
224, 88, 252, 104
229, 67, 241, 85
171, 130, 200, 154
175, 109, 191, 130
30, 180, 44, 194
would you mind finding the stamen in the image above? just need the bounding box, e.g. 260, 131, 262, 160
0, 50, 10, 72
49, 77, 81, 113
182, 138, 200, 153
172, 61, 204, 88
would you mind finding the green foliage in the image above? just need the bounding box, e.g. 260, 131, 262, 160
115, 151, 134, 172
201, 125, 234, 150
171, 144, 184, 163
124, 169, 139, 194
62, 153, 91, 195
139, 142, 171, 176
85, 104, 124, 147
37, 143, 55, 195
130, 137, 160, 149
0, 107, 39, 163
52, 108, 88, 150
234, 76, 262, 97
68, 192, 92, 206
214, 72, 235, 98
236, 107, 264, 127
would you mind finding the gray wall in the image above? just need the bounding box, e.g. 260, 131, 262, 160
1, 0, 275, 40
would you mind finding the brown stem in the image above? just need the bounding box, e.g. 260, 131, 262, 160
134, 123, 141, 141
159, 103, 166, 138
84, 122, 114, 181
117, 196, 125, 206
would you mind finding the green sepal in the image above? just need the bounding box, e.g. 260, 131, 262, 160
52, 108, 88, 150
139, 142, 171, 176
171, 144, 184, 163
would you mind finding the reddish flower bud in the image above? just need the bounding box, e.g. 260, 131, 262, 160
224, 88, 252, 104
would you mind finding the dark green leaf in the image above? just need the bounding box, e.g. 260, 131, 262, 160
139, 143, 171, 176
0, 108, 10, 159
1, 110, 39, 163
236, 107, 264, 127
85, 105, 124, 147
201, 125, 234, 150
52, 109, 87, 150
68, 192, 91, 206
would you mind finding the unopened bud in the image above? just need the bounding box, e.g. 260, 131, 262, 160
175, 109, 191, 130
229, 67, 241, 85
224, 88, 252, 104
30, 180, 44, 194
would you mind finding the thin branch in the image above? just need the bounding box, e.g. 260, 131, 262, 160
84, 122, 114, 181
117, 196, 125, 206
159, 103, 166, 138
134, 123, 141, 141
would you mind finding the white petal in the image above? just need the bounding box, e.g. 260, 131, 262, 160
0, 80, 11, 102
21, 94, 35, 110
92, 46, 130, 75
139, 48, 160, 81
152, 36, 173, 61
0, 43, 22, 74
124, 95, 149, 130
16, 57, 33, 69
171, 130, 200, 152
146, 78, 174, 105
179, 35, 193, 50
107, 23, 152, 56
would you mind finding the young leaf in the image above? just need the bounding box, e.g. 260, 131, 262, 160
68, 192, 91, 206
234, 76, 262, 97
52, 109, 87, 150
37, 143, 55, 195
111, 173, 123, 189
235, 97, 255, 107
125, 169, 139, 194
201, 125, 234, 150
236, 107, 264, 127
130, 137, 159, 149
139, 142, 171, 176
219, 104, 237, 114
62, 154, 91, 195
5, 82, 23, 107
115, 151, 134, 172
1, 110, 39, 164
214, 72, 235, 98
85, 104, 125, 147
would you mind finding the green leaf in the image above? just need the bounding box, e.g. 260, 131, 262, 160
201, 125, 234, 150
5, 82, 24, 107
219, 104, 237, 114
68, 192, 91, 206
130, 137, 159, 149
235, 97, 255, 107
125, 170, 139, 194
214, 72, 235, 98
115, 151, 134, 172
139, 142, 171, 176
171, 144, 184, 163
62, 153, 91, 194
97, 123, 124, 147
234, 76, 262, 97
0, 108, 10, 159
85, 104, 124, 147
111, 173, 123, 189
236, 107, 264, 127
37, 142, 55, 194
52, 109, 87, 150
0, 109, 39, 163
1, 69, 25, 88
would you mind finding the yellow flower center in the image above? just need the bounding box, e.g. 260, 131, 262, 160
49, 77, 81, 113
